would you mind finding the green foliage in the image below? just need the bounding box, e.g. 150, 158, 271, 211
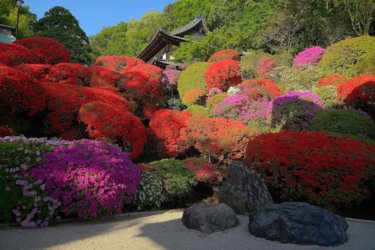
309, 108, 375, 141
133, 170, 166, 211
240, 50, 271, 80
207, 93, 227, 112
313, 86, 337, 108
177, 62, 210, 99
187, 105, 210, 117
247, 119, 275, 135
318, 36, 375, 77
34, 6, 92, 65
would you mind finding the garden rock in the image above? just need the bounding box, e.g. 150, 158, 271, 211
248, 202, 348, 246
219, 161, 273, 214
182, 203, 238, 234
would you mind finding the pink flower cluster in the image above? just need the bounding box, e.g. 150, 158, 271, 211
293, 46, 326, 67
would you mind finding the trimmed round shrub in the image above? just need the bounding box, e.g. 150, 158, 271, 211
94, 55, 144, 73
186, 105, 210, 117
163, 69, 181, 86
0, 43, 41, 66
292, 46, 326, 67
207, 92, 227, 114
0, 136, 70, 227
32, 140, 141, 219
241, 78, 282, 100
14, 37, 70, 64
0, 65, 45, 116
309, 109, 375, 140
205, 59, 242, 91
319, 36, 375, 77
16, 64, 51, 80
317, 74, 348, 88
208, 49, 241, 63
78, 101, 146, 159
184, 158, 222, 185
270, 90, 324, 131
178, 62, 210, 100
313, 86, 337, 108
88, 66, 125, 88
182, 89, 206, 106
148, 109, 192, 157
45, 63, 91, 86
256, 58, 276, 77
244, 131, 375, 210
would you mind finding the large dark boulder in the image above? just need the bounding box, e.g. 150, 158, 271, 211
182, 203, 238, 234
248, 202, 348, 246
219, 161, 273, 214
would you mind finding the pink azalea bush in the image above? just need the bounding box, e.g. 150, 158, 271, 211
293, 46, 326, 67
32, 140, 141, 219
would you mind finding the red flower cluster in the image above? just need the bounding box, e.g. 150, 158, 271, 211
244, 131, 375, 209
16, 64, 51, 80
45, 63, 91, 86
14, 37, 70, 64
256, 58, 276, 77
208, 49, 241, 63
0, 65, 45, 116
88, 66, 125, 88
241, 78, 282, 100
0, 43, 41, 66
78, 101, 146, 159
317, 74, 348, 88
148, 109, 192, 157
184, 158, 222, 185
0, 127, 15, 137
94, 55, 144, 73
205, 59, 242, 91
183, 115, 253, 161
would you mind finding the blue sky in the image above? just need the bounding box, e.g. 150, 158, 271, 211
27, 0, 176, 36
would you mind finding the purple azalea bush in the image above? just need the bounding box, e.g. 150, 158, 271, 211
163, 69, 181, 86
32, 139, 141, 219
270, 90, 324, 130
293, 46, 326, 67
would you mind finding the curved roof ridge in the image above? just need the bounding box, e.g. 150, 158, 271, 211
170, 14, 209, 36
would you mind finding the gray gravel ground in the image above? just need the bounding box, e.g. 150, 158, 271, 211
0, 209, 374, 250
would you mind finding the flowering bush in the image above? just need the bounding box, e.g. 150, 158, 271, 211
45, 63, 91, 86
205, 59, 242, 91
148, 109, 192, 157
0, 127, 15, 137
183, 116, 253, 161
88, 66, 125, 88
270, 90, 324, 131
317, 74, 348, 88
14, 37, 70, 64
257, 58, 276, 77
78, 101, 146, 159
0, 137, 70, 227
244, 131, 375, 210
16, 64, 51, 80
94, 55, 144, 73
32, 140, 141, 219
178, 62, 210, 100
293, 46, 326, 67
241, 78, 282, 100
206, 93, 227, 111
309, 108, 375, 140
182, 89, 206, 106
208, 49, 241, 63
0, 65, 45, 116
0, 43, 41, 66
163, 69, 181, 87
184, 158, 222, 185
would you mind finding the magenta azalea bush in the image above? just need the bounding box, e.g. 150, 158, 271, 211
32, 140, 141, 219
293, 46, 326, 67
163, 69, 181, 86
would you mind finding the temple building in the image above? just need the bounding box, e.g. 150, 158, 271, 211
137, 14, 209, 69
0, 24, 16, 43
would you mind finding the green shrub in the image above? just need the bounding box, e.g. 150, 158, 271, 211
187, 105, 210, 117
133, 170, 166, 211
309, 109, 375, 141
313, 86, 337, 108
206, 93, 227, 114
177, 62, 210, 100
318, 36, 375, 77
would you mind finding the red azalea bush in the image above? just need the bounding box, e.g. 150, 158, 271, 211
45, 63, 91, 86
94, 55, 144, 73
183, 115, 253, 161
208, 49, 241, 63
32, 140, 141, 219
182, 89, 206, 106
78, 101, 146, 159
0, 43, 41, 66
14, 37, 70, 64
205, 59, 242, 91
88, 66, 125, 88
256, 58, 276, 77
16, 64, 51, 80
317, 74, 348, 88
244, 131, 375, 210
143, 105, 160, 120
122, 64, 164, 106
148, 109, 192, 157
0, 65, 45, 116
184, 158, 222, 185
0, 127, 15, 137
241, 78, 282, 100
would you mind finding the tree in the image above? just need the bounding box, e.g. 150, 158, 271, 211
34, 6, 92, 65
